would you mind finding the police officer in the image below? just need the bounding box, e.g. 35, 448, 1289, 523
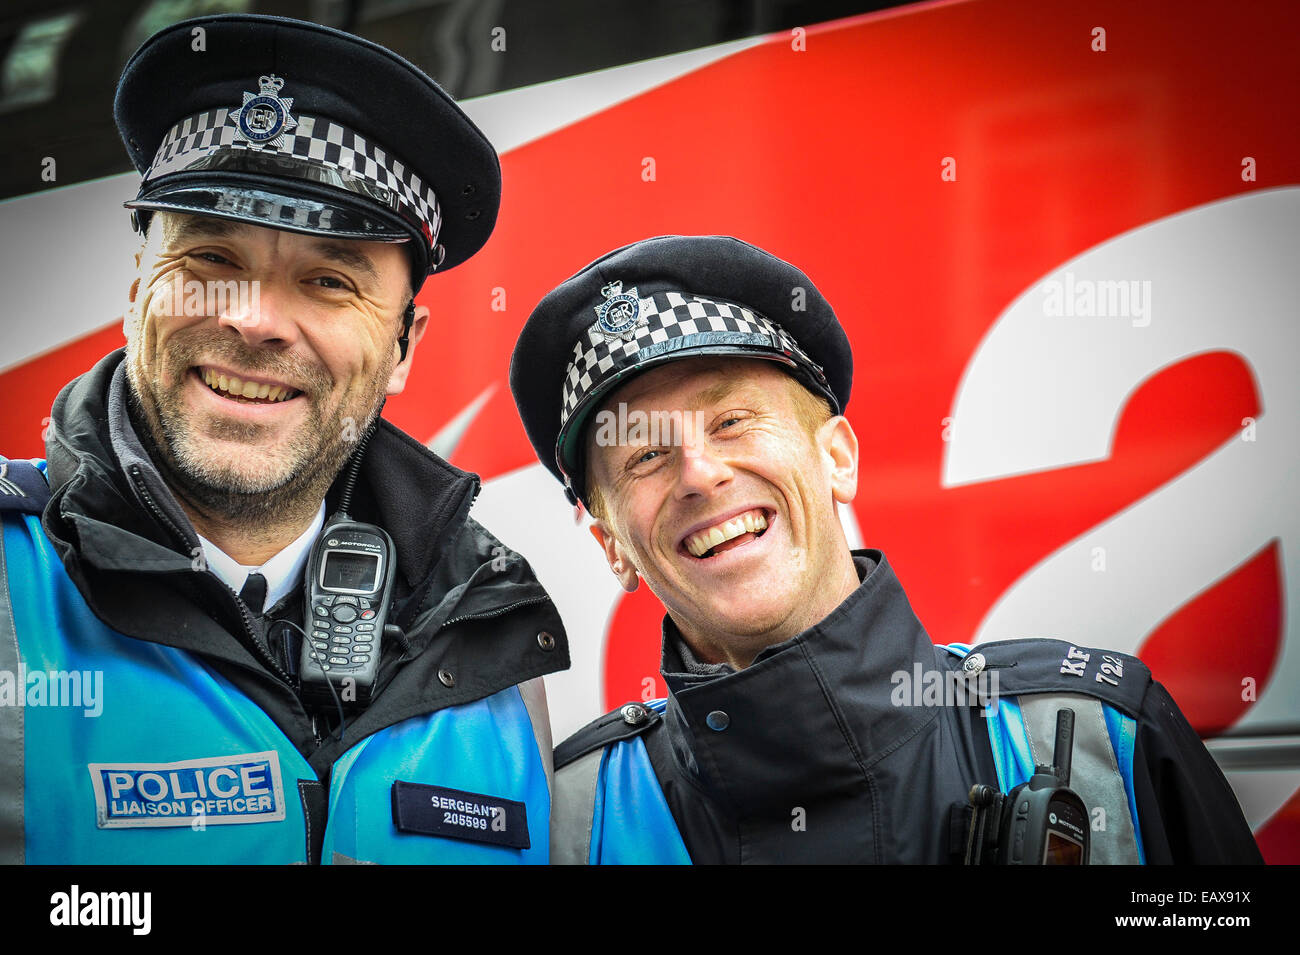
509, 234, 1263, 864
0, 14, 567, 863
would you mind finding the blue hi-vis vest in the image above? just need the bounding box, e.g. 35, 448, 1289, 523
576, 648, 1146, 865
0, 464, 551, 864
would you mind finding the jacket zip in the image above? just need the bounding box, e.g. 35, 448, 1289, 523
128, 465, 294, 687
441, 593, 552, 631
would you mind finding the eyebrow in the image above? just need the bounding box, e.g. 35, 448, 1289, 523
163, 217, 381, 284
166, 216, 243, 245
310, 241, 380, 284
688, 379, 745, 409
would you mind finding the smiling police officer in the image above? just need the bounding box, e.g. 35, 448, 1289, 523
0, 14, 566, 863
510, 234, 1262, 864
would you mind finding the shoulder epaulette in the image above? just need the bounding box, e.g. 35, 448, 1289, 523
954, 637, 1151, 719
0, 458, 50, 515
555, 701, 663, 770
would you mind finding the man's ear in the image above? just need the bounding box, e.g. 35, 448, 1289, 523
386, 303, 430, 395
818, 415, 859, 505
128, 235, 145, 304
125, 245, 144, 338
589, 520, 640, 593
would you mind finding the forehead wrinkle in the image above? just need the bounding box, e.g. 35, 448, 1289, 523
163, 214, 244, 246
687, 378, 746, 411
616, 369, 743, 416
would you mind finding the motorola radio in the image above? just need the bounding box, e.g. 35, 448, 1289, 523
299, 517, 397, 708
298, 409, 400, 710
961, 708, 1091, 865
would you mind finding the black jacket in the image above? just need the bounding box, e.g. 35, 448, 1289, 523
41, 351, 569, 781
555, 551, 1262, 864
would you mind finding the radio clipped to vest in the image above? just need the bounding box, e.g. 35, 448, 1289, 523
298, 408, 401, 710
299, 517, 396, 708
961, 708, 1091, 865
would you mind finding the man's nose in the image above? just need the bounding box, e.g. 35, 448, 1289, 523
674, 434, 733, 499
215, 278, 297, 347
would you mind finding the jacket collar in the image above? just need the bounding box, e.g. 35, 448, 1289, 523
658, 549, 944, 815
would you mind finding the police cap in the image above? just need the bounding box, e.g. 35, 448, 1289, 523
510, 235, 853, 506
115, 14, 500, 287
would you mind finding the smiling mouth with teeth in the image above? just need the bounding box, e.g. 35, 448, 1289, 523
684, 509, 770, 559
199, 367, 300, 404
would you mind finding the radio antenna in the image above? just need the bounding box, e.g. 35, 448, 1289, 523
1052, 708, 1075, 788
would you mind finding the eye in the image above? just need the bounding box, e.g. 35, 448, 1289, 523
193, 250, 233, 266
305, 272, 361, 294
624, 447, 667, 473
713, 411, 750, 433
307, 274, 355, 292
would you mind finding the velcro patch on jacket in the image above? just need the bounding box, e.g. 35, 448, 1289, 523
88, 751, 287, 828
0, 459, 50, 513
391, 781, 530, 849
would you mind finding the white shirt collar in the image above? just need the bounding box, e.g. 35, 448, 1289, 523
198, 502, 326, 613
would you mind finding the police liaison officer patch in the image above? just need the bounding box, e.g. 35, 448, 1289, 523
591, 280, 644, 342
391, 781, 530, 849
232, 74, 298, 148
88, 751, 287, 828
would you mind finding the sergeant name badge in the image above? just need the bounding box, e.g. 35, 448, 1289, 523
88, 751, 287, 829
391, 781, 530, 849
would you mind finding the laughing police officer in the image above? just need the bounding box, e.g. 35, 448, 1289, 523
0, 14, 566, 863
509, 234, 1262, 864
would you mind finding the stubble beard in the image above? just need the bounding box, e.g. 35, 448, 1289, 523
126, 331, 392, 531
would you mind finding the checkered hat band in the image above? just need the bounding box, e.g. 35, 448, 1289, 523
143, 108, 442, 248
558, 291, 819, 431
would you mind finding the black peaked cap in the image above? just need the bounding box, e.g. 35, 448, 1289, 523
115, 14, 500, 279
510, 235, 853, 506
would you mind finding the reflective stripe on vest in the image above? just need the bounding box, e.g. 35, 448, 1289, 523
0, 510, 26, 864
552, 748, 602, 865
984, 692, 1144, 864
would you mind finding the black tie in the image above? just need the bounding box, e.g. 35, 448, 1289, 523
239, 572, 268, 616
